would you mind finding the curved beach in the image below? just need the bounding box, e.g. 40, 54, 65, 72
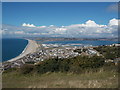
7, 39, 39, 62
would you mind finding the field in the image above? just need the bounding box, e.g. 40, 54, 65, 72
2, 69, 118, 88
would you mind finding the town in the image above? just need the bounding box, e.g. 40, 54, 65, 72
2, 41, 120, 71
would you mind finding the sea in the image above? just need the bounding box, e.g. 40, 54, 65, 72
43, 40, 118, 47
2, 38, 118, 62
2, 38, 28, 62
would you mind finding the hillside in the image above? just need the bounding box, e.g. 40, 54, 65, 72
2, 45, 119, 88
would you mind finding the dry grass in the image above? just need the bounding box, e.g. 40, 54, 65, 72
2, 70, 118, 88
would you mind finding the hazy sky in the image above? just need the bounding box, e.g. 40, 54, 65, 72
3, 2, 117, 26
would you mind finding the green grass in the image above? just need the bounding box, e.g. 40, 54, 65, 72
2, 70, 118, 88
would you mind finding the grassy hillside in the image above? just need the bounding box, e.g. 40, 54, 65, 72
2, 46, 119, 88
3, 66, 118, 88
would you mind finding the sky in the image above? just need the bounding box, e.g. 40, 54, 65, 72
3, 2, 118, 26
2, 2, 118, 38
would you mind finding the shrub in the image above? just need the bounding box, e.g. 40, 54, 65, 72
35, 55, 105, 74
64, 56, 103, 73
94, 46, 120, 59
3, 67, 18, 73
20, 64, 34, 74
35, 57, 61, 74
59, 59, 70, 72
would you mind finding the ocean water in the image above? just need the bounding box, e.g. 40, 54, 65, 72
2, 38, 28, 62
43, 40, 118, 46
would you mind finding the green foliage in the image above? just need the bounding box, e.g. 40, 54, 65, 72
74, 48, 87, 53
74, 49, 82, 53
3, 67, 18, 73
94, 46, 120, 59
69, 56, 104, 73
34, 55, 105, 74
59, 58, 70, 72
35, 57, 61, 74
20, 64, 34, 74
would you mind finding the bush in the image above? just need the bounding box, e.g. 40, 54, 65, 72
35, 57, 61, 74
59, 58, 70, 72
20, 64, 34, 74
34, 55, 105, 74
74, 49, 82, 53
94, 46, 120, 59
3, 67, 18, 73
68, 56, 105, 73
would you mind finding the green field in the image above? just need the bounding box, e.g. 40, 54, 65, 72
3, 69, 118, 88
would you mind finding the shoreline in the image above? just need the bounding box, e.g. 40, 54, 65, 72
4, 39, 118, 63
7, 39, 39, 62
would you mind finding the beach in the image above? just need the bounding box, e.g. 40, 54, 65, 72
7, 39, 39, 62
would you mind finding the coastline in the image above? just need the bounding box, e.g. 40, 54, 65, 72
7, 39, 39, 62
